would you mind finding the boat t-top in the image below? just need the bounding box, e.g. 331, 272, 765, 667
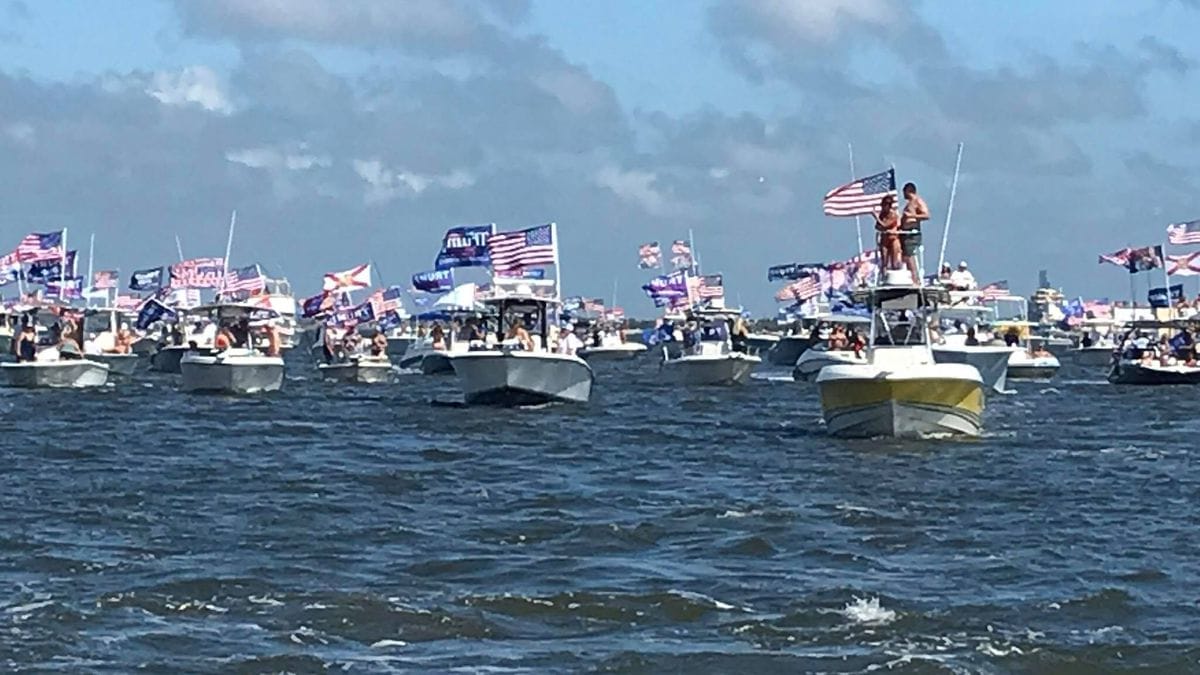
179, 303, 286, 394
660, 304, 761, 386
81, 307, 142, 376
2, 307, 110, 388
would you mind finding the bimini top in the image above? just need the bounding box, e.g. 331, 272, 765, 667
1121, 319, 1200, 331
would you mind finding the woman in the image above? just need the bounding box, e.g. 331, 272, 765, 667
873, 194, 901, 270
506, 320, 534, 351
370, 330, 388, 357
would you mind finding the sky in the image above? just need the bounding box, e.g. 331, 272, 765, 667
0, 0, 1197, 313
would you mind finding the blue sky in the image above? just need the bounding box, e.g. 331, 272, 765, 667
0, 0, 1197, 311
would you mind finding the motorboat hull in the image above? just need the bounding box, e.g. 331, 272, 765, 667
792, 350, 864, 382
131, 337, 158, 356
932, 346, 1011, 393
1108, 362, 1200, 385
1007, 353, 1060, 380
766, 335, 810, 366
180, 352, 284, 394
818, 366, 984, 438
386, 336, 415, 359
745, 334, 781, 358
451, 351, 594, 405
578, 343, 647, 361
318, 360, 393, 384
662, 353, 760, 386
421, 352, 455, 375
87, 353, 140, 377
1071, 347, 1114, 368
2, 361, 110, 388
150, 346, 189, 374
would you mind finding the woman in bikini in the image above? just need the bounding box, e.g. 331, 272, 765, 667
873, 194, 901, 270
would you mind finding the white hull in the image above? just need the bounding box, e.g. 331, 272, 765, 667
180, 351, 284, 394
451, 351, 593, 405
578, 343, 647, 361
792, 349, 864, 381
1109, 360, 1200, 385
1071, 347, 1114, 367
86, 353, 140, 376
318, 359, 393, 384
1007, 351, 1060, 380
932, 346, 1011, 393
662, 353, 760, 386
818, 363, 984, 439
151, 346, 190, 374
823, 398, 982, 438
2, 361, 110, 388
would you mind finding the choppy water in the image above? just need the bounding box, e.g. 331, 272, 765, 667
2, 359, 1199, 673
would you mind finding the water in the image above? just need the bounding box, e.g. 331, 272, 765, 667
3, 361, 1199, 673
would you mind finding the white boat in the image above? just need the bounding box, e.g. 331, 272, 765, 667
2, 358, 109, 388
793, 346, 865, 381
1109, 359, 1200, 385
82, 308, 142, 376
318, 355, 393, 384
1072, 345, 1115, 367
1006, 349, 1061, 379
578, 333, 647, 361
661, 309, 761, 386
931, 301, 1011, 392
450, 292, 594, 405
1108, 320, 1200, 385
181, 348, 284, 393
817, 277, 984, 438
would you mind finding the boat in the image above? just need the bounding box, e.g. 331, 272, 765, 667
995, 320, 1060, 380
766, 333, 812, 366
318, 355, 393, 384
81, 308, 141, 376
1069, 318, 1119, 367
400, 284, 487, 373
817, 274, 984, 438
791, 316, 871, 381
2, 312, 109, 388
930, 296, 1012, 392
576, 317, 648, 361
179, 304, 286, 394
1108, 320, 1200, 385
661, 308, 761, 386
450, 290, 594, 405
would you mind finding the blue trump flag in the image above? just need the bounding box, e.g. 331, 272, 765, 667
435, 224, 494, 270
377, 309, 404, 332
129, 267, 164, 291
1148, 284, 1184, 308
412, 269, 453, 293
135, 299, 175, 330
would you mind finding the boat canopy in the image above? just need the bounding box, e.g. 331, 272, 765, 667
852, 285, 950, 309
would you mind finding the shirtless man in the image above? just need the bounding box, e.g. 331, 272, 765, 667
900, 182, 930, 283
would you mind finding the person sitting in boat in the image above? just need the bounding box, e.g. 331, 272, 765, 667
1081, 332, 1094, 348
558, 324, 584, 356
828, 324, 849, 351
342, 330, 361, 357
949, 261, 977, 291
965, 326, 981, 346
213, 323, 236, 352
505, 319, 534, 351
872, 194, 901, 270
938, 262, 953, 286
370, 330, 387, 357
1003, 326, 1020, 347
57, 317, 84, 360
430, 323, 446, 350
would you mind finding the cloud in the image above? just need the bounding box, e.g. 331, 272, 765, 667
225, 145, 331, 171
145, 65, 234, 114
352, 158, 475, 204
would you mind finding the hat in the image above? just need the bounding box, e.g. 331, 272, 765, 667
958, 261, 969, 268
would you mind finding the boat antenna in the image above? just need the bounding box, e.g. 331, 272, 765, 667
220, 210, 236, 300
936, 143, 965, 275
175, 235, 185, 262
551, 222, 562, 303
848, 142, 863, 256
86, 232, 95, 308
61, 227, 69, 305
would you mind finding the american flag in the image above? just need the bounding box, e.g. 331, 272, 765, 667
92, 270, 119, 289
488, 224, 557, 273
1167, 220, 1200, 246
114, 295, 143, 311
1082, 299, 1112, 319
582, 298, 605, 313
823, 169, 896, 217
223, 264, 265, 294
980, 280, 1010, 300
698, 274, 724, 299
1168, 252, 1200, 276
638, 242, 661, 269
775, 275, 821, 302
1098, 248, 1131, 268
606, 307, 625, 319
16, 231, 64, 262
670, 239, 693, 269
368, 286, 404, 316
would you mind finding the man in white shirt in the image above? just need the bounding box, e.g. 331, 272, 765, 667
949, 261, 977, 291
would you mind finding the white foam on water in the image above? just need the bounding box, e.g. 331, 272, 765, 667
840, 597, 897, 625
717, 509, 757, 519
668, 589, 751, 612
751, 372, 794, 383
978, 642, 1024, 657
247, 595, 283, 606
4, 599, 55, 614
370, 639, 408, 649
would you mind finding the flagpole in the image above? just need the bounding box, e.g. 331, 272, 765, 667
689, 228, 699, 275
848, 143, 863, 256
937, 142, 964, 276
175, 235, 185, 262
1163, 241, 1172, 319
551, 222, 562, 302
87, 233, 95, 308
61, 228, 68, 305
220, 210, 236, 299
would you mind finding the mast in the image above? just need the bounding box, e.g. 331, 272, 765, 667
220, 210, 236, 299
86, 232, 95, 308
175, 235, 185, 262
551, 222, 562, 302
848, 143, 863, 255
61, 228, 69, 304
936, 143, 965, 275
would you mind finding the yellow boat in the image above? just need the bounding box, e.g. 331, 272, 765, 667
816, 283, 984, 438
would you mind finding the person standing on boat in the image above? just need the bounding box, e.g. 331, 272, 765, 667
900, 182, 929, 283
873, 195, 901, 271
14, 323, 36, 362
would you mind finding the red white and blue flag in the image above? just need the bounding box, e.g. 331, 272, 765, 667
638, 242, 661, 269
698, 274, 724, 299
91, 270, 118, 289
823, 169, 896, 217
488, 224, 557, 273
776, 275, 821, 302
670, 240, 693, 269
16, 231, 64, 262
1167, 220, 1200, 246
223, 265, 265, 294
980, 280, 1010, 300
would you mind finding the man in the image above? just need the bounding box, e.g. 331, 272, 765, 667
949, 261, 977, 291
900, 182, 929, 282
